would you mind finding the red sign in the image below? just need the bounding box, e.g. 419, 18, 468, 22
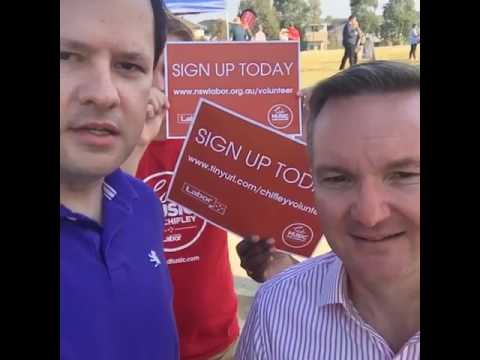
164, 41, 301, 139
167, 99, 323, 257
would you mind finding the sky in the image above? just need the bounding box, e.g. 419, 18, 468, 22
322, 0, 420, 18
184, 0, 420, 23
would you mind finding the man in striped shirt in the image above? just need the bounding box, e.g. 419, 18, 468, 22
236, 61, 420, 359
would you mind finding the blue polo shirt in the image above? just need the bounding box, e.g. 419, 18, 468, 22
60, 169, 179, 360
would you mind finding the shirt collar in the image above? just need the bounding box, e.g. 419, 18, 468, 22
317, 255, 348, 308
315, 254, 422, 350
317, 256, 422, 342
100, 169, 140, 254
60, 169, 138, 219
408, 331, 421, 344
102, 169, 138, 213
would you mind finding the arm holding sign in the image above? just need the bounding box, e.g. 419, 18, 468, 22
122, 87, 169, 175
142, 87, 169, 145
295, 87, 313, 143
237, 235, 299, 282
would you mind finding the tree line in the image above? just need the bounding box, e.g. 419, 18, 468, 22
203, 0, 418, 45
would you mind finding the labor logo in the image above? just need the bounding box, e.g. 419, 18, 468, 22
282, 223, 314, 248
268, 104, 293, 129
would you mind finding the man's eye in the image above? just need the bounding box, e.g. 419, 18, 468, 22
117, 62, 145, 73
60, 51, 81, 62
389, 172, 420, 184
320, 175, 352, 188
324, 175, 348, 183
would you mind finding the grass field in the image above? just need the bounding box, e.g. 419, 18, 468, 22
300, 44, 420, 88
229, 44, 421, 288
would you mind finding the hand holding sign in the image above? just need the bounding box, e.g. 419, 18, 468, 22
141, 87, 169, 146
236, 235, 298, 283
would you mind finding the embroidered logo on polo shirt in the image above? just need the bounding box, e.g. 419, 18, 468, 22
148, 250, 161, 267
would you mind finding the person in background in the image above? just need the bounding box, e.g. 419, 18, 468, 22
242, 21, 253, 41
253, 24, 267, 41
279, 28, 289, 41
363, 34, 376, 61
409, 24, 420, 60
287, 23, 301, 41
354, 26, 365, 64
339, 15, 358, 70
230, 16, 246, 41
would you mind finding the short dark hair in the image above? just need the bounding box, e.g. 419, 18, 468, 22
348, 15, 356, 21
166, 13, 194, 41
307, 61, 420, 153
150, 0, 167, 67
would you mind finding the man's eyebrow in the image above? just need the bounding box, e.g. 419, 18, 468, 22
60, 38, 92, 52
314, 159, 420, 177
60, 37, 150, 64
314, 165, 352, 176
119, 51, 150, 65
385, 158, 420, 170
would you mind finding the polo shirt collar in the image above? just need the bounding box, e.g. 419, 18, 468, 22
60, 169, 141, 267
102, 169, 138, 213
59, 169, 138, 220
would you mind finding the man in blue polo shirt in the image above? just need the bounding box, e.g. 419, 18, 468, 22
60, 0, 178, 359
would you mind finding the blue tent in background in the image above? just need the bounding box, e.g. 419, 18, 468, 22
164, 0, 225, 15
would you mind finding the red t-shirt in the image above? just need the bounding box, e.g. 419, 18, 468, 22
136, 139, 239, 360
288, 26, 300, 41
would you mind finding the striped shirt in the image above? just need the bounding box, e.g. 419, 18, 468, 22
235, 252, 420, 360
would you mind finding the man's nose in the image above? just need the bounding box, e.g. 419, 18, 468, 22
77, 62, 120, 110
350, 180, 391, 228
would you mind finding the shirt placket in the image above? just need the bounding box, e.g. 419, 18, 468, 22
344, 299, 395, 359
392, 333, 420, 360
61, 210, 105, 262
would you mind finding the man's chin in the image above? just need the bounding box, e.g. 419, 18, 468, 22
347, 255, 418, 283
60, 155, 125, 184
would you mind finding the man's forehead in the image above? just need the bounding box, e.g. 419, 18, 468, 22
60, 0, 152, 18
312, 133, 420, 176
325, 91, 419, 110
315, 91, 420, 131
60, 0, 154, 52
311, 91, 419, 166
